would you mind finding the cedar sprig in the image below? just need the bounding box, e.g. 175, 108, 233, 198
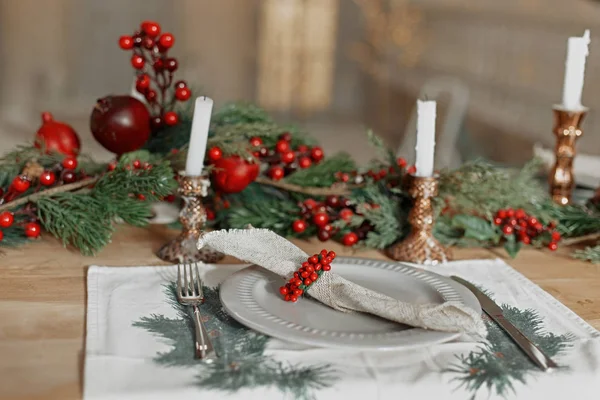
36, 160, 177, 255
573, 244, 600, 264
283, 153, 356, 188
439, 159, 546, 219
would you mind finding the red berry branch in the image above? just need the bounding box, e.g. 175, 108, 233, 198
493, 208, 561, 251
280, 249, 336, 302
119, 21, 192, 130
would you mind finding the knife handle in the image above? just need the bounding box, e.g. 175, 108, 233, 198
494, 315, 558, 371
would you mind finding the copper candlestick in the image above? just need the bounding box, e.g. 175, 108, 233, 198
157, 174, 224, 264
387, 174, 451, 265
549, 106, 587, 205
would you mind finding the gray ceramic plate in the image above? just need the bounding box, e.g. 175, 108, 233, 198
220, 257, 481, 350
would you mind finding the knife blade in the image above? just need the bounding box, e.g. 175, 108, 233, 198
451, 275, 558, 371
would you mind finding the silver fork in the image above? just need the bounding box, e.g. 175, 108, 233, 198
176, 263, 215, 360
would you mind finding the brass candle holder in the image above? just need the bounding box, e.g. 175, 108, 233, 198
549, 106, 587, 205
157, 174, 224, 264
387, 174, 451, 265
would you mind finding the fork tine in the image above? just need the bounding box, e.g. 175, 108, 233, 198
176, 264, 182, 298
195, 263, 203, 298
189, 263, 197, 297
184, 263, 189, 297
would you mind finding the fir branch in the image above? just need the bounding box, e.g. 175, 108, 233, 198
573, 244, 600, 264
439, 159, 546, 219
534, 202, 600, 238
0, 177, 99, 212
283, 153, 357, 188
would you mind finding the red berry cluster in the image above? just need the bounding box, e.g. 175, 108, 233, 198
292, 196, 374, 246
279, 249, 336, 302
0, 211, 40, 241
333, 157, 415, 185
252, 133, 324, 180
119, 21, 191, 130
493, 208, 561, 251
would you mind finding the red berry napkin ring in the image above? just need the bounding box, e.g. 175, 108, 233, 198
279, 249, 336, 302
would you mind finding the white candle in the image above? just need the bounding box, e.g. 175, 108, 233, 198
185, 97, 213, 176
415, 100, 436, 177
561, 30, 591, 111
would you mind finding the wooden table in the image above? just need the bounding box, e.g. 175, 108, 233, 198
1, 225, 599, 400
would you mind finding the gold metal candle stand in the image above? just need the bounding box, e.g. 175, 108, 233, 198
157, 174, 224, 264
549, 106, 587, 206
386, 174, 451, 265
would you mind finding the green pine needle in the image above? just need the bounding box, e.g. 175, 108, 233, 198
573, 244, 600, 264
284, 153, 356, 188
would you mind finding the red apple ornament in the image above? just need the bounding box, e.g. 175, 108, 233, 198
34, 112, 81, 156
211, 156, 259, 194
90, 95, 151, 155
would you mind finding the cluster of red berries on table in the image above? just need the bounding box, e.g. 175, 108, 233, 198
333, 157, 415, 185
493, 208, 561, 251
292, 196, 374, 246
119, 21, 191, 129
247, 133, 324, 181
279, 249, 336, 302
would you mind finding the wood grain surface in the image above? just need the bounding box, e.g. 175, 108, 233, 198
1, 225, 599, 400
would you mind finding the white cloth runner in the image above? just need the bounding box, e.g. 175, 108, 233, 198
85, 258, 600, 400
200, 229, 486, 337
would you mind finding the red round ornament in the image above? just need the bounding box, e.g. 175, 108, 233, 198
312, 212, 329, 228
342, 232, 358, 246
137, 74, 151, 90
0, 212, 14, 228
164, 111, 179, 126
165, 58, 178, 72
90, 96, 151, 155
339, 208, 354, 222
281, 151, 295, 164
268, 166, 285, 181
298, 157, 312, 169
207, 147, 223, 162
275, 140, 290, 153
25, 222, 41, 238
310, 147, 324, 162
131, 55, 145, 69
62, 157, 78, 170
211, 156, 259, 194
40, 171, 56, 186
142, 21, 161, 38
292, 219, 307, 233
119, 35, 134, 50
159, 33, 174, 49
175, 87, 191, 101
548, 242, 558, 251
11, 176, 30, 192
249, 137, 263, 147
34, 112, 81, 156
61, 170, 77, 184
174, 80, 187, 89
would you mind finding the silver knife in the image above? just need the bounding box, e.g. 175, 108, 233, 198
451, 275, 558, 371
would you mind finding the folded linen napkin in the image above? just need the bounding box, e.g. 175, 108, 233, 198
199, 228, 486, 337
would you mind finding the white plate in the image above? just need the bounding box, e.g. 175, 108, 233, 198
220, 257, 481, 350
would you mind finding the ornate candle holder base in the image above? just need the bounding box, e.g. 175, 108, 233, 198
386, 174, 451, 265
157, 174, 224, 264
549, 105, 587, 206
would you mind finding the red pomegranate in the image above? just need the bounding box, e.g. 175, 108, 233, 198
34, 112, 81, 156
90, 95, 151, 155
211, 156, 259, 194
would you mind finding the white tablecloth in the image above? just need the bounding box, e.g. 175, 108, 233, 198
84, 259, 600, 400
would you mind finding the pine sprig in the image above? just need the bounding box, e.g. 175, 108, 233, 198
573, 244, 600, 264
439, 159, 545, 219
284, 153, 356, 188
35, 160, 177, 255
